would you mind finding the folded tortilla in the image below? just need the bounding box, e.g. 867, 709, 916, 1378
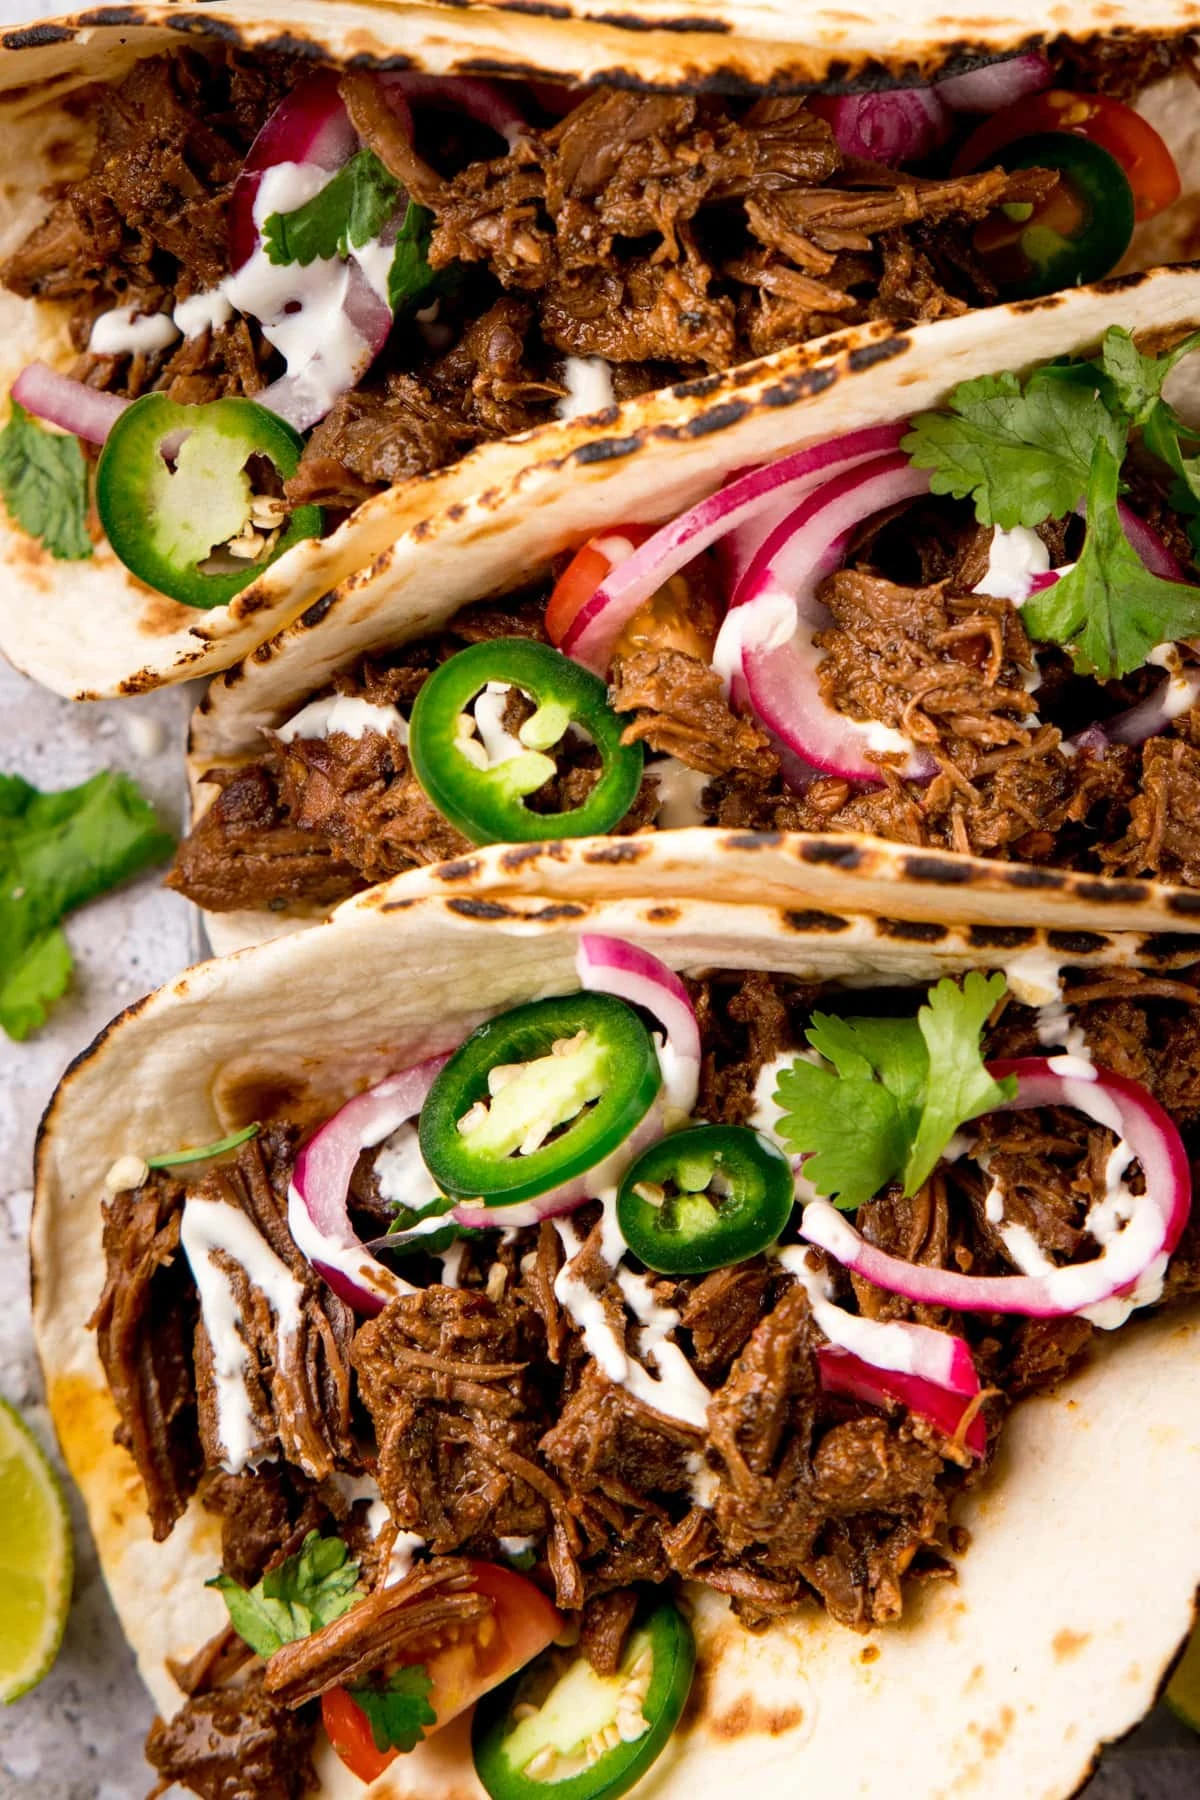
31, 885, 1200, 1798
179, 265, 1200, 955
2, 3, 1200, 698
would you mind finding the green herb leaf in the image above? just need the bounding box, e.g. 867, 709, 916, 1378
0, 770, 173, 1041
903, 973, 1015, 1194
263, 149, 403, 266
209, 1531, 362, 1659
387, 201, 437, 315
146, 1124, 260, 1169
774, 976, 1014, 1208
0, 401, 92, 561
348, 1665, 437, 1754
902, 370, 1125, 529
1023, 441, 1200, 678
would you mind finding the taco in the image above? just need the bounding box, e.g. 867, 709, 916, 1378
32, 883, 1200, 1798
173, 274, 1200, 951
2, 5, 1200, 698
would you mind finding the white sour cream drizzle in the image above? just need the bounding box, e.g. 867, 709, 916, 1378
173, 289, 235, 338
374, 1121, 442, 1213
552, 1201, 712, 1436
1003, 948, 1092, 1062
89, 304, 180, 357
778, 1243, 958, 1377
1147, 642, 1200, 720
498, 1535, 537, 1558
276, 694, 407, 746
179, 1197, 306, 1473
471, 683, 527, 766
972, 524, 1050, 607
556, 356, 615, 420
647, 757, 709, 829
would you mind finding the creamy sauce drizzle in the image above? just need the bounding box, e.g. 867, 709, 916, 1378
1147, 642, 1200, 719
180, 1197, 306, 1473
647, 757, 709, 829
374, 1122, 442, 1213
556, 356, 615, 420
1004, 948, 1092, 1062
173, 289, 235, 338
276, 694, 407, 745
89, 305, 180, 357
972, 524, 1050, 607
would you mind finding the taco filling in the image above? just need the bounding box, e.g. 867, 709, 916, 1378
1, 40, 1189, 601
93, 938, 1200, 1795
173, 323, 1200, 913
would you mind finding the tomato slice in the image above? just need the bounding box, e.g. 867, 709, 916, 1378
323, 1561, 563, 1785
545, 525, 653, 646
954, 89, 1180, 222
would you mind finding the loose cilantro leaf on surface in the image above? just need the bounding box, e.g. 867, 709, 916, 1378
264, 149, 402, 265
904, 973, 1015, 1194
1023, 441, 1200, 678
349, 1666, 437, 1754
774, 976, 1014, 1210
209, 1531, 361, 1659
0, 770, 173, 1041
0, 401, 92, 561
901, 370, 1125, 528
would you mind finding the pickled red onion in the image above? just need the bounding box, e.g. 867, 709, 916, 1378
288, 1056, 449, 1312
935, 52, 1051, 113
560, 424, 908, 674
799, 1057, 1191, 1323
818, 1348, 988, 1458
808, 88, 951, 166
576, 933, 700, 1119
11, 363, 129, 444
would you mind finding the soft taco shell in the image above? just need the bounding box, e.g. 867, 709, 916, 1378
2, 5, 1200, 697
32, 887, 1200, 1798
184, 265, 1200, 952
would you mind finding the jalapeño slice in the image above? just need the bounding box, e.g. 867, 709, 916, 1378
408, 638, 644, 845
472, 1598, 695, 1800
96, 394, 321, 608
419, 993, 661, 1209
972, 133, 1135, 299
617, 1123, 794, 1274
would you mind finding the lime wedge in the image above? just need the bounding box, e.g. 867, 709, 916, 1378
0, 1398, 72, 1702
1167, 1620, 1200, 1732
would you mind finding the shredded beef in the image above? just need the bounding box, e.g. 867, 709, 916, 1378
611, 649, 777, 778
580, 1588, 639, 1675
145, 1677, 315, 1800
167, 763, 363, 914
189, 1130, 358, 1481
89, 1174, 201, 1540
200, 1467, 331, 1588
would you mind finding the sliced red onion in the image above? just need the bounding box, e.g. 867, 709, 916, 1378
817, 1347, 987, 1457
251, 257, 394, 433
561, 424, 908, 674
935, 52, 1051, 114
799, 1057, 1191, 1322
380, 73, 527, 147
1097, 664, 1200, 747
287, 1056, 449, 1313
809, 88, 951, 165
1115, 500, 1187, 581
12, 363, 129, 445
723, 454, 937, 784
230, 72, 358, 272
451, 1101, 663, 1230
782, 1242, 978, 1390
577, 933, 700, 1119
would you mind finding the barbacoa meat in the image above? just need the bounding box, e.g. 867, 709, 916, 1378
4, 49, 1091, 506
145, 1676, 316, 1800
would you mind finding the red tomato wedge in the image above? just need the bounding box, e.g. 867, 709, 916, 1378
545, 525, 654, 646
954, 89, 1180, 221
323, 1561, 562, 1784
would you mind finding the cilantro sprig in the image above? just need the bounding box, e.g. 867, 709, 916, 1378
774, 974, 1015, 1210
349, 1666, 438, 1753
902, 327, 1200, 679
209, 1531, 362, 1658
0, 401, 92, 561
262, 151, 438, 315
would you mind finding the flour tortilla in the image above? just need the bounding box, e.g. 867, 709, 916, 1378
31, 888, 1200, 1798
2, 7, 1200, 698
183, 265, 1200, 954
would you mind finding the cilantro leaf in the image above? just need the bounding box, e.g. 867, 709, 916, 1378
1023, 441, 1200, 678
349, 1666, 437, 1754
209, 1531, 361, 1659
0, 770, 173, 1041
902, 370, 1125, 529
774, 976, 1014, 1208
903, 973, 1015, 1194
263, 149, 403, 265
387, 201, 437, 315
0, 401, 92, 561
